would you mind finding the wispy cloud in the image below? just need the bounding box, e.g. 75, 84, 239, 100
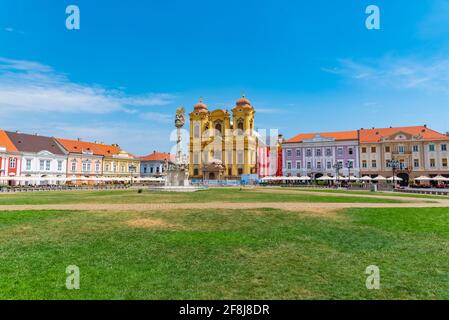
140, 112, 173, 124
3, 27, 24, 34
323, 55, 449, 95
257, 108, 279, 114
0, 57, 175, 113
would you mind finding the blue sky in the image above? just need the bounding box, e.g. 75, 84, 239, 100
1, 0, 449, 154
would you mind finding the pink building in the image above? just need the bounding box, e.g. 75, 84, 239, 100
56, 138, 105, 183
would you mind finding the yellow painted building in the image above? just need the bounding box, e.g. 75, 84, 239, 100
103, 149, 140, 178
189, 96, 257, 180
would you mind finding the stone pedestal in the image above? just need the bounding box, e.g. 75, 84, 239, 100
165, 164, 190, 187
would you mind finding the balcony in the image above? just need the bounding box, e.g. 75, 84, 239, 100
392, 151, 412, 156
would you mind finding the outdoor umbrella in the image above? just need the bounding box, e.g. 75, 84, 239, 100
432, 175, 449, 182
360, 176, 372, 181
348, 176, 359, 181
387, 176, 403, 182
415, 176, 431, 181
317, 175, 332, 181
298, 176, 311, 181
373, 175, 387, 181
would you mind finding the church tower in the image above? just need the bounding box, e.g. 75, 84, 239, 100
231, 96, 257, 176
188, 95, 257, 180
189, 98, 209, 178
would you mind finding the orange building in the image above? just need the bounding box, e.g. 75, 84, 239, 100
359, 125, 449, 184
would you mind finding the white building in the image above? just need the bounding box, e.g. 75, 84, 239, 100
139, 152, 174, 177
283, 131, 360, 179
5, 131, 68, 185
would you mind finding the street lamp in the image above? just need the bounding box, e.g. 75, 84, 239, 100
387, 160, 400, 189
129, 164, 137, 185
333, 162, 343, 187
346, 161, 353, 181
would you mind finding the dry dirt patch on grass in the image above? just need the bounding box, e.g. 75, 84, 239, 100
125, 218, 178, 230
297, 208, 342, 219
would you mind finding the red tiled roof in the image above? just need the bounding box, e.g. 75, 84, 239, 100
360, 126, 449, 143
0, 130, 18, 152
285, 130, 359, 143
56, 138, 121, 156
140, 152, 174, 161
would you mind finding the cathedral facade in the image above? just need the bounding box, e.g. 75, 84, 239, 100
189, 96, 257, 180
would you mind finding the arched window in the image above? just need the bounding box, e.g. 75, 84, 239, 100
71, 160, 77, 172
237, 119, 244, 131
194, 124, 200, 138
215, 122, 222, 135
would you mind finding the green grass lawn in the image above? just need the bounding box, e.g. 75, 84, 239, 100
289, 187, 449, 199
0, 188, 408, 205
1, 207, 449, 299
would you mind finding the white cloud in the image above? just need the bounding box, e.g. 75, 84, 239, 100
140, 112, 173, 124
257, 108, 279, 114
323, 55, 449, 95
3, 27, 24, 34
53, 123, 175, 155
6, 120, 176, 155
0, 57, 175, 113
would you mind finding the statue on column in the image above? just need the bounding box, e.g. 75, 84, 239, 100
175, 107, 185, 164
164, 106, 190, 187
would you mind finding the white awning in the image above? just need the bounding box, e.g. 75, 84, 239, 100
415, 176, 431, 181
432, 175, 449, 182
360, 176, 372, 181
387, 176, 403, 182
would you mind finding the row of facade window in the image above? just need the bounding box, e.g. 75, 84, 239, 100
286, 160, 355, 170
142, 166, 164, 174
362, 144, 448, 154
71, 161, 101, 173
287, 144, 448, 158
193, 120, 248, 138
361, 158, 448, 169
286, 147, 354, 158
23, 159, 63, 172
104, 163, 133, 173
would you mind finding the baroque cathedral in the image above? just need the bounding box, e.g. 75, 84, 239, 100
189, 96, 257, 180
